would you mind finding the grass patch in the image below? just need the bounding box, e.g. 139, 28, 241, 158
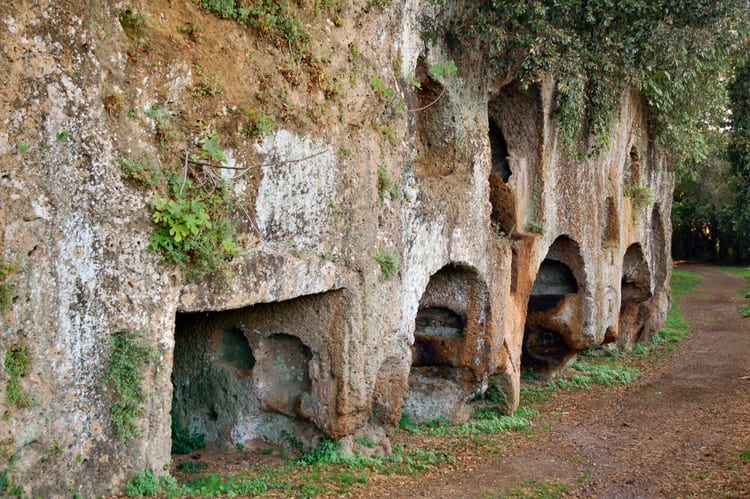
398, 407, 538, 437
738, 449, 750, 464
718, 265, 750, 316
715, 265, 750, 279
521, 362, 640, 404
488, 478, 571, 498
127, 441, 451, 497
615, 267, 702, 357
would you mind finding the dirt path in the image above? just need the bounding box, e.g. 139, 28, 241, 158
371, 265, 750, 498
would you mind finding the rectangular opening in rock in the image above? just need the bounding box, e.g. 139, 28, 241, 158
170, 290, 344, 453
404, 264, 489, 423
522, 236, 585, 374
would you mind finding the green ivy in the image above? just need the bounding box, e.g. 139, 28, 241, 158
477, 0, 749, 167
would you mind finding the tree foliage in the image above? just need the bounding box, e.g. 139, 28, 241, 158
478, 0, 749, 166
673, 63, 750, 263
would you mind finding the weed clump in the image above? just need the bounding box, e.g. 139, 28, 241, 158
4, 345, 33, 409
624, 185, 653, 217
373, 250, 399, 281
126, 469, 177, 497
0, 261, 16, 312
199, 0, 310, 54
118, 7, 148, 40
102, 331, 157, 440
117, 155, 164, 188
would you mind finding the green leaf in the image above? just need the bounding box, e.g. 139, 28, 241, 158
429, 60, 457, 78
200, 130, 227, 163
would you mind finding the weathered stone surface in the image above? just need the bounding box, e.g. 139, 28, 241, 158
0, 1, 671, 495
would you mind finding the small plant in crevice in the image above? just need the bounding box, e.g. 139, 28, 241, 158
239, 108, 276, 139
118, 7, 148, 41
116, 155, 164, 188
376, 166, 402, 204
4, 345, 33, 409
0, 260, 16, 312
471, 380, 507, 407
177, 22, 203, 43
187, 66, 225, 97
373, 250, 399, 281
143, 102, 176, 147
197, 129, 228, 164
624, 185, 652, 218
171, 420, 206, 455
407, 60, 457, 113
371, 121, 398, 146
525, 220, 545, 234
103, 93, 123, 116
102, 330, 157, 441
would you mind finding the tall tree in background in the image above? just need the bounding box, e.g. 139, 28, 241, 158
726, 63, 750, 261
672, 63, 750, 263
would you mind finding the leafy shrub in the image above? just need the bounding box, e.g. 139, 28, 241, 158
148, 176, 241, 280
478, 1, 746, 166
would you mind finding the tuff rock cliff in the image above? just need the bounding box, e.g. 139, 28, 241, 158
0, 1, 670, 495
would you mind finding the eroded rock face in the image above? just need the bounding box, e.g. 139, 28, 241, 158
0, 1, 671, 495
